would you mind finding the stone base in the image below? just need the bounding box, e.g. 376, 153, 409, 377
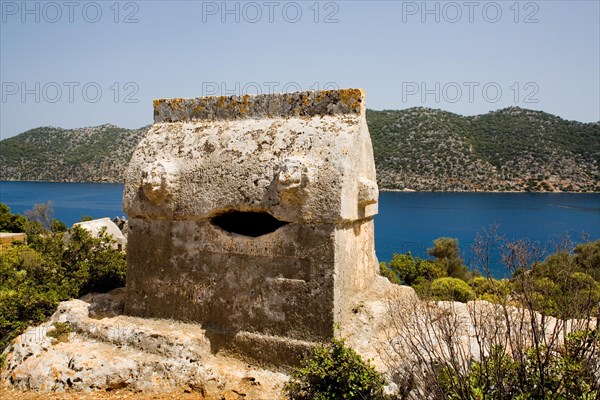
126, 218, 379, 349
0, 289, 289, 397
1, 279, 420, 396
212, 331, 316, 370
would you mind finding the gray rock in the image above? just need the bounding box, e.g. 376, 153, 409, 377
67, 218, 127, 251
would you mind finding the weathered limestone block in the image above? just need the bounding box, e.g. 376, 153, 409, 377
67, 217, 127, 250
123, 89, 379, 364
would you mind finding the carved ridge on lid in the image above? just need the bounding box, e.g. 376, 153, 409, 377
153, 89, 365, 123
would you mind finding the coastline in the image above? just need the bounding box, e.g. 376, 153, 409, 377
378, 188, 600, 194
2, 180, 598, 194
0, 179, 123, 185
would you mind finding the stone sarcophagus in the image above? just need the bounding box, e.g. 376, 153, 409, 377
123, 89, 379, 363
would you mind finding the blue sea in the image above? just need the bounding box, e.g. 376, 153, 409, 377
1, 181, 599, 277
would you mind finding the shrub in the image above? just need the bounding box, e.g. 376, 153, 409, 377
417, 260, 446, 282
381, 253, 445, 287
380, 252, 418, 285
469, 276, 510, 303
23, 202, 65, 234
574, 240, 600, 281
384, 228, 600, 400
430, 277, 475, 302
0, 203, 27, 233
285, 339, 388, 400
525, 240, 600, 319
440, 331, 600, 399
0, 204, 126, 353
381, 238, 475, 293
60, 226, 127, 296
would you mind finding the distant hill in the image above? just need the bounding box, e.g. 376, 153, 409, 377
0, 124, 149, 183
1, 108, 598, 191
368, 107, 599, 192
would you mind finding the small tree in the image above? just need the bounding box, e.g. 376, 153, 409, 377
381, 253, 417, 285
25, 202, 59, 233
428, 237, 470, 281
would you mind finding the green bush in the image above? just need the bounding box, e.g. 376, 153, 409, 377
284, 339, 388, 400
431, 277, 475, 302
440, 331, 600, 399
381, 253, 417, 285
469, 276, 510, 303
380, 238, 475, 294
518, 240, 600, 319
417, 260, 446, 282
380, 252, 445, 287
439, 345, 520, 399
0, 203, 27, 233
59, 226, 127, 296
0, 204, 126, 353
386, 231, 600, 399
574, 240, 600, 281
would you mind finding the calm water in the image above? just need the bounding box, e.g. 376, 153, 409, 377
1, 181, 599, 277
376, 192, 600, 276
0, 181, 126, 223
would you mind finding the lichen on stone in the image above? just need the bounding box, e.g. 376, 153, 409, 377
153, 89, 365, 123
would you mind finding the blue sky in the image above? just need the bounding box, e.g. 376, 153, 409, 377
1, 0, 599, 138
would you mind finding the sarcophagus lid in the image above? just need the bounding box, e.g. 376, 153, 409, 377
123, 89, 378, 224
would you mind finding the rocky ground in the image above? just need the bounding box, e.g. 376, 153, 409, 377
0, 278, 416, 399
3, 277, 591, 399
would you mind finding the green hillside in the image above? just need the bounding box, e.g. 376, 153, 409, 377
368, 107, 599, 191
0, 124, 148, 183
1, 108, 598, 191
